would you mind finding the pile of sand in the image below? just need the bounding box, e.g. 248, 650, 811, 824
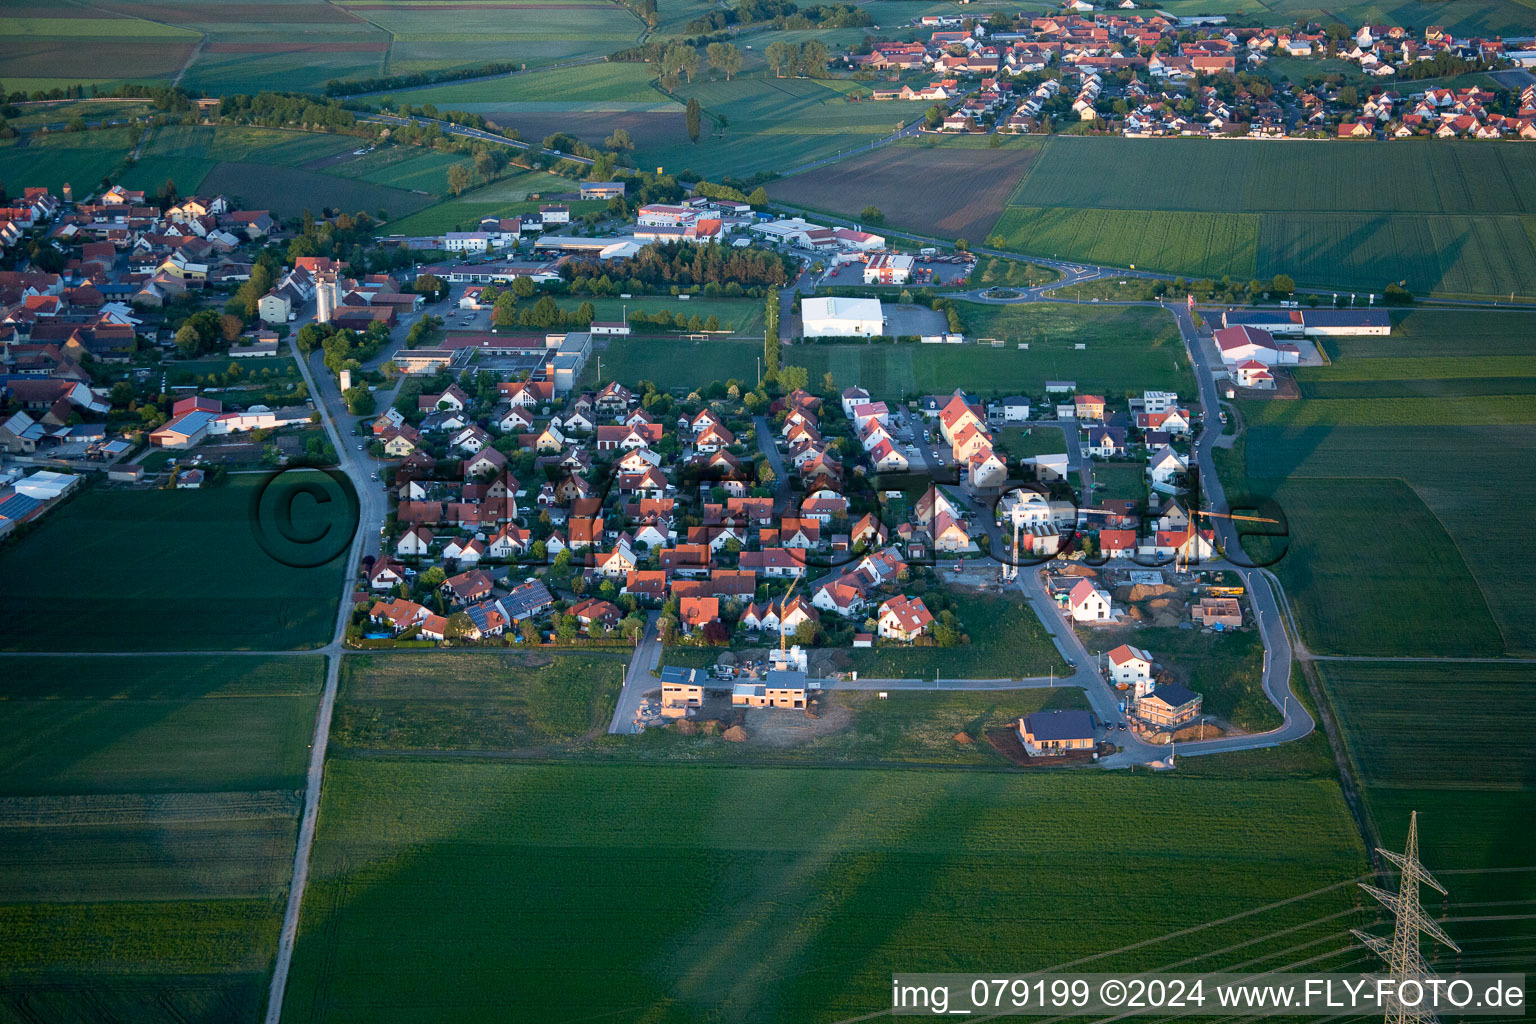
722, 725, 748, 742
1129, 583, 1174, 602
953, 731, 973, 745
674, 719, 699, 736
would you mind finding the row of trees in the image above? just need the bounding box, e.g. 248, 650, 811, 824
763, 39, 830, 78
563, 241, 794, 292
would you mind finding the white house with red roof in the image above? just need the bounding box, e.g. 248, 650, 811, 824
1107, 643, 1154, 694
877, 595, 934, 641
1068, 579, 1114, 622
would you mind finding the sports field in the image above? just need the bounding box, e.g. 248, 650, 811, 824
1230, 310, 1536, 656
768, 136, 1042, 242
795, 303, 1192, 399
0, 474, 350, 651
993, 137, 1536, 298
589, 337, 760, 390
0, 655, 323, 1021
282, 759, 1367, 1023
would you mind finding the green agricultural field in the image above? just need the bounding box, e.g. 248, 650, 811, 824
198, 161, 436, 220
283, 759, 1367, 1023
841, 592, 1068, 680
356, 0, 643, 72
0, 654, 323, 1021
0, 128, 134, 196
998, 137, 1536, 297
798, 303, 1191, 400
1317, 661, 1535, 791
378, 62, 669, 112
642, 74, 927, 179
1311, 659, 1536, 988
1247, 474, 1504, 657
332, 650, 627, 751
0, 474, 350, 651
1221, 308, 1536, 657
589, 337, 760, 390
990, 206, 1261, 281
326, 145, 466, 195
1013, 138, 1536, 215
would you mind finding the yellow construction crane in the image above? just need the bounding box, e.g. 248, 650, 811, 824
775, 577, 801, 658
1177, 508, 1280, 571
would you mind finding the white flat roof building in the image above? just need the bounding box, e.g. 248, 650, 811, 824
801, 296, 884, 338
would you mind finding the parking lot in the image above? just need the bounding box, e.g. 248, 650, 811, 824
820, 253, 975, 289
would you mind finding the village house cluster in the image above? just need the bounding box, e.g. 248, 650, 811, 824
361, 375, 967, 652
850, 12, 1535, 139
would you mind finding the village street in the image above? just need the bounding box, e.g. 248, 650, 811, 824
608, 612, 663, 734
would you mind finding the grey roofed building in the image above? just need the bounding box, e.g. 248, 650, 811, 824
501, 579, 554, 621
1021, 709, 1095, 741
660, 666, 700, 686
1146, 682, 1200, 707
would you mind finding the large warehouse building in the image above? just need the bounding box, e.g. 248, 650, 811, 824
801, 296, 885, 338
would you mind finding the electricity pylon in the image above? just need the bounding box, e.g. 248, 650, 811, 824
1352, 812, 1461, 1024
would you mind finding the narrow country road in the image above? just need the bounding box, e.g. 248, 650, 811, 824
753, 414, 792, 514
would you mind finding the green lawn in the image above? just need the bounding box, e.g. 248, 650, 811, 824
0, 655, 323, 1021
842, 593, 1068, 680
797, 304, 1191, 400
332, 650, 628, 752
582, 296, 765, 337
588, 337, 761, 391
283, 759, 1367, 1023
0, 474, 350, 651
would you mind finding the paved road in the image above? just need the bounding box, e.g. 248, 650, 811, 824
608, 613, 662, 734
358, 113, 596, 167
262, 297, 414, 1024
753, 414, 792, 513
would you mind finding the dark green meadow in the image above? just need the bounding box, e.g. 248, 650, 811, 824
282, 759, 1368, 1024
0, 656, 323, 1021
992, 138, 1536, 298
1315, 661, 1536, 996
0, 474, 350, 651
1233, 310, 1536, 656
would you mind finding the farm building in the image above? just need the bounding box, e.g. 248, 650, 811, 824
801, 297, 884, 338
1018, 710, 1096, 756
1213, 326, 1299, 367
1220, 309, 1390, 338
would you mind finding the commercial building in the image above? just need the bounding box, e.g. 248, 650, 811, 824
801, 296, 884, 338
863, 252, 913, 285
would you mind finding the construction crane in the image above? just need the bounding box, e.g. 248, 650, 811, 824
1176, 507, 1280, 571
774, 577, 801, 660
